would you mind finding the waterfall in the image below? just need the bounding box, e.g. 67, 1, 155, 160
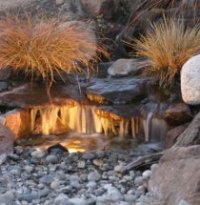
30, 104, 141, 138
143, 112, 168, 142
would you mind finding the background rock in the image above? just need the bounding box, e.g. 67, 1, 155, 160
164, 103, 192, 126
107, 58, 145, 77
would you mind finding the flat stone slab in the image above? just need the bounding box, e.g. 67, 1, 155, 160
86, 77, 147, 104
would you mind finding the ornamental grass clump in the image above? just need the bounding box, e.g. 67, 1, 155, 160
134, 18, 200, 87
0, 16, 108, 83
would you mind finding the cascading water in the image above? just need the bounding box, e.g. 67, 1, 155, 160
29, 103, 168, 144
30, 103, 142, 138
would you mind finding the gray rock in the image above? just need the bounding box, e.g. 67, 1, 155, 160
108, 58, 145, 77
45, 155, 58, 164
10, 165, 21, 175
39, 188, 50, 198
40, 175, 54, 185
68, 198, 88, 205
124, 194, 138, 202
86, 182, 97, 189
31, 150, 45, 159
77, 160, 86, 169
101, 184, 124, 202
0, 154, 7, 165
18, 192, 39, 203
55, 193, 70, 205
134, 177, 143, 186
87, 171, 101, 182
0, 191, 15, 205
87, 77, 147, 104
142, 170, 152, 180
50, 180, 61, 190
82, 152, 95, 160
24, 165, 34, 173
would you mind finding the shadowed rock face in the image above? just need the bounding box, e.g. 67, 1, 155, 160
149, 145, 200, 205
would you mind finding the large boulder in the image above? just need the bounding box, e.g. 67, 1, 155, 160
0, 124, 14, 155
149, 145, 200, 205
181, 54, 200, 105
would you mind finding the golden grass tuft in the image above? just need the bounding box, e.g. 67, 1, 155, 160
0, 16, 108, 82
133, 18, 200, 86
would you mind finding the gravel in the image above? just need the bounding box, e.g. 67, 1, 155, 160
0, 146, 160, 205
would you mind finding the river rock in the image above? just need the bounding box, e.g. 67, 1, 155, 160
149, 145, 200, 205
0, 124, 14, 155
108, 58, 145, 77
164, 103, 192, 126
181, 54, 200, 105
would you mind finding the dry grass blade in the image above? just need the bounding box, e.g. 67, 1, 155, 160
133, 18, 200, 87
0, 16, 108, 83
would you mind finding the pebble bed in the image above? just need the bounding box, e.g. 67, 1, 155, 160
0, 146, 161, 205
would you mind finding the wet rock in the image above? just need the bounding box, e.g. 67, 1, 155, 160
165, 124, 188, 148
164, 103, 192, 126
181, 54, 200, 105
47, 143, 68, 156
87, 77, 147, 104
149, 145, 200, 205
108, 58, 145, 77
0, 124, 14, 155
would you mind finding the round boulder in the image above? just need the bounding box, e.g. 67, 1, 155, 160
181, 54, 200, 105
